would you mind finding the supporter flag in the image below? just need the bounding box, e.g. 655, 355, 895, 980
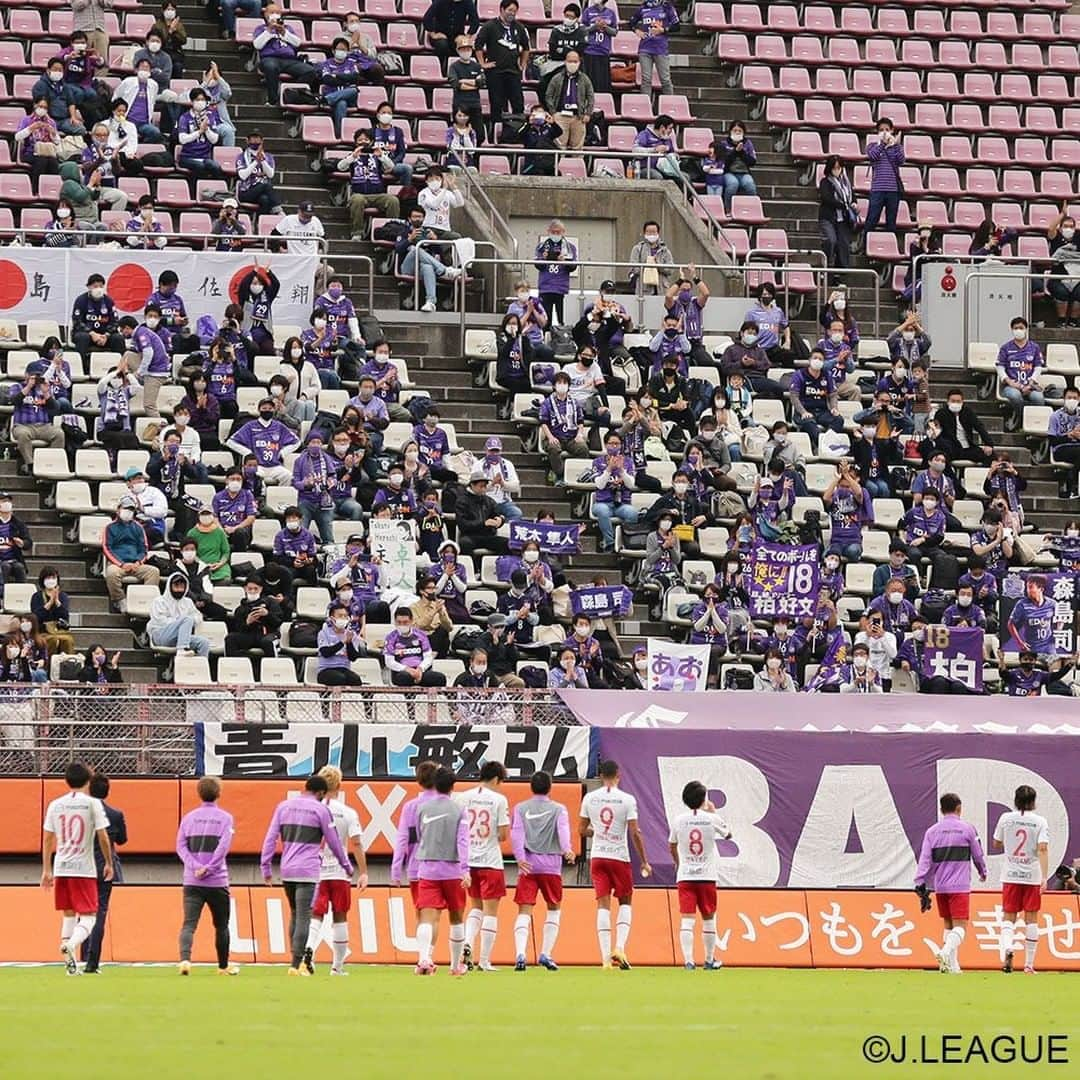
508, 520, 581, 554
748, 542, 821, 619
571, 584, 633, 618
1002, 571, 1076, 657
646, 640, 711, 693
921, 626, 984, 692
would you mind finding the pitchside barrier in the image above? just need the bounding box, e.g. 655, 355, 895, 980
4, 886, 1080, 970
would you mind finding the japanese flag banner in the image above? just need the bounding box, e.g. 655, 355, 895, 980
920, 625, 984, 692
0, 249, 320, 326
646, 640, 711, 693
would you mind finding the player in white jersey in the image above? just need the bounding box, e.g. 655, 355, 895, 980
303, 766, 367, 976
668, 780, 732, 970
41, 762, 114, 975
992, 784, 1049, 974
579, 760, 651, 970
455, 761, 510, 971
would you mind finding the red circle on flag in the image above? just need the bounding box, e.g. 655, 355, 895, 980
107, 264, 155, 313
227, 264, 261, 305
0, 260, 28, 310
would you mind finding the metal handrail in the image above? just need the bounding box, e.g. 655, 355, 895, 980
454, 164, 520, 263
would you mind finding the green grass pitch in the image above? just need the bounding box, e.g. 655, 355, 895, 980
1, 966, 1077, 1079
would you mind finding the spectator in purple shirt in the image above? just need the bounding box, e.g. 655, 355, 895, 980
824, 462, 871, 561
319, 39, 363, 139
592, 430, 640, 551
252, 5, 319, 106
712, 121, 757, 213
413, 408, 458, 483
534, 220, 577, 325
865, 116, 905, 234
291, 432, 340, 543
1049, 386, 1080, 498
943, 584, 987, 630
581, 0, 617, 93
629, 0, 678, 97
970, 218, 1018, 259
226, 399, 300, 485
384, 606, 446, 687
176, 89, 224, 180
235, 131, 283, 216
633, 115, 684, 182
997, 316, 1048, 428
271, 506, 319, 587
125, 194, 167, 250
789, 351, 844, 451
59, 32, 105, 97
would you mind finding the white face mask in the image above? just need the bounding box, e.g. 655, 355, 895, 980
145, 317, 160, 329
291, 347, 303, 360
90, 287, 105, 300
516, 290, 529, 301
19, 621, 32, 634
958, 595, 972, 608
245, 592, 261, 603
34, 106, 48, 118
250, 283, 264, 296
377, 113, 392, 125
523, 550, 539, 564
43, 578, 58, 590
1012, 327, 1027, 341
270, 385, 284, 398
830, 333, 844, 345
948, 401, 962, 413
138, 69, 150, 81
853, 656, 867, 671
426, 179, 443, 191
1062, 228, 1076, 240
923, 501, 938, 513
673, 483, 688, 495
901, 330, 915, 342
118, 509, 135, 522
1066, 529, 1079, 538
339, 589, 354, 603
644, 233, 659, 243
49, 70, 63, 82
174, 414, 189, 428
199, 515, 214, 527
192, 100, 207, 113
7, 647, 20, 660
57, 208, 71, 220
472, 664, 488, 676
148, 41, 162, 53
833, 298, 846, 311
634, 658, 647, 672
334, 49, 348, 61
131, 481, 146, 494
659, 519, 673, 532
374, 352, 390, 364
226, 480, 242, 494
825, 559, 839, 571
574, 626, 589, 639
314, 318, 327, 330
809, 359, 824, 372
333, 617, 350, 630
286, 520, 301, 532
888, 593, 903, 605
766, 658, 782, 671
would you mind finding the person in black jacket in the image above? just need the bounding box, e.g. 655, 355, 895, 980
475, 0, 532, 139
82, 773, 126, 974
77, 643, 124, 685
819, 154, 857, 285
225, 576, 284, 658
423, 0, 479, 62
933, 389, 994, 466
476, 614, 524, 687
495, 312, 534, 395
454, 470, 508, 555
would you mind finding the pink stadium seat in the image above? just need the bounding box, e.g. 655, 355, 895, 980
790, 130, 824, 160
938, 41, 972, 70
1022, 13, 1056, 40
914, 200, 951, 228
827, 132, 862, 160
36, 173, 60, 201
694, 195, 727, 223
841, 8, 874, 35
196, 180, 229, 203
942, 233, 971, 257
1040, 171, 1076, 199
878, 101, 910, 128
976, 137, 1012, 167
365, 0, 398, 18
1017, 235, 1050, 259
693, 3, 727, 32
179, 212, 212, 237
682, 128, 714, 155
914, 103, 948, 132
962, 73, 999, 101
1015, 138, 1050, 167
393, 86, 428, 116
387, 23, 421, 50
754, 228, 789, 253
838, 100, 872, 129
341, 117, 372, 142
301, 115, 338, 146
778, 68, 813, 95
865, 231, 901, 262
118, 177, 151, 203
927, 167, 963, 197
1036, 76, 1070, 103
767, 5, 799, 32
866, 40, 898, 67
876, 9, 910, 36
990, 202, 1025, 231
791, 37, 824, 65
557, 158, 587, 180
607, 125, 637, 153
1011, 43, 1044, 71
897, 166, 926, 196
1048, 45, 1080, 74
408, 55, 443, 83
719, 33, 753, 64
803, 6, 837, 33
999, 74, 1034, 102
953, 201, 988, 230
210, 148, 237, 176
900, 40, 934, 67
1028, 203, 1060, 231
718, 228, 750, 260
0, 173, 32, 202
1024, 107, 1059, 136
658, 95, 693, 124
851, 165, 871, 192
619, 94, 652, 123
414, 119, 445, 147
973, 42, 1008, 70
912, 10, 946, 37
19, 208, 49, 232
730, 4, 765, 31
478, 155, 511, 176
925, 72, 960, 100
8, 11, 43, 36
611, 31, 640, 57
290, 0, 323, 14
47, 12, 73, 35
965, 169, 1000, 197
742, 67, 776, 95
986, 12, 1019, 39
827, 39, 860, 66
1052, 139, 1080, 168
730, 195, 769, 224
986, 105, 1023, 135
949, 11, 982, 38
939, 135, 975, 166
0, 42, 26, 70
156, 178, 194, 206
766, 97, 800, 126
815, 68, 848, 96
515, 0, 547, 24
901, 134, 937, 165
756, 34, 789, 64
310, 20, 343, 45
802, 98, 834, 128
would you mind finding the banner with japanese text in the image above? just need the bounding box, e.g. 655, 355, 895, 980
593, 728, 1080, 888
646, 640, 711, 692
194, 722, 594, 781
1002, 571, 1076, 657
920, 625, 984, 692
748, 542, 821, 619
369, 518, 416, 595
571, 584, 634, 619
0, 249, 319, 325
508, 520, 581, 554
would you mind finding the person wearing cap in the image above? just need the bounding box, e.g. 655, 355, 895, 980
271, 201, 331, 289
291, 431, 339, 544
412, 576, 453, 657
477, 613, 525, 688
572, 280, 633, 370
227, 401, 299, 486
102, 498, 161, 613
496, 569, 546, 656
124, 466, 169, 547
477, 436, 522, 521
8, 369, 64, 475
456, 469, 509, 555
0, 494, 32, 587
211, 196, 246, 251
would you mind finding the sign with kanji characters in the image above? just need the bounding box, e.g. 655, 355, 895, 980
570, 584, 633, 618
747, 542, 821, 619
369, 518, 416, 596
0, 250, 319, 325
1003, 571, 1076, 657
920, 625, 984, 692
508, 520, 581, 554
194, 722, 594, 780
646, 640, 711, 693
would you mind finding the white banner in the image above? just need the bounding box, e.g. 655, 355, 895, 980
369, 518, 417, 595
0, 249, 320, 326
646, 640, 712, 693
195, 721, 594, 780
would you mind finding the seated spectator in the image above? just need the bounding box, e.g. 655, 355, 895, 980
984, 451, 1027, 525
413, 407, 457, 483
997, 317, 1047, 428
34, 58, 89, 137
1048, 209, 1080, 327
544, 50, 591, 152
456, 470, 509, 555
113, 60, 163, 144
865, 117, 904, 234
225, 575, 283, 659
748, 460, 793, 540
647, 468, 710, 538
591, 432, 639, 552
338, 129, 400, 241
56, 160, 110, 231
539, 371, 589, 482
171, 537, 228, 623
493, 312, 535, 395
371, 105, 412, 187
629, 0, 678, 96
515, 108, 561, 176
1049, 386, 1080, 499
227, 400, 299, 485
872, 542, 920, 601
1001, 650, 1072, 699
425, 0, 480, 63
969, 218, 1018, 258
887, 311, 931, 368
719, 323, 785, 400
762, 422, 807, 495
270, 193, 326, 256
196, 61, 234, 145
153, 2, 188, 73
372, 464, 417, 518
317, 603, 366, 685
875, 362, 917, 426
754, 649, 797, 692
476, 614, 525, 688
76, 643, 123, 686
816, 319, 860, 402
824, 462, 871, 561
851, 425, 900, 499
708, 121, 757, 213
177, 89, 224, 180
15, 98, 61, 186
563, 612, 607, 687
934, 389, 992, 466
211, 197, 246, 252
31, 567, 75, 655
573, 282, 633, 371
855, 614, 897, 692
901, 222, 942, 305
58, 31, 104, 107
148, 573, 210, 658
384, 606, 446, 687
212, 469, 258, 553
633, 116, 684, 182
318, 38, 364, 139
971, 507, 1014, 579
445, 107, 480, 170
477, 437, 522, 520
105, 99, 144, 175
943, 584, 986, 630
497, 569, 548, 654
548, 645, 589, 688
411, 574, 453, 657
125, 195, 167, 250
81, 123, 131, 212
647, 355, 693, 444
789, 350, 843, 451
271, 506, 319, 589
649, 311, 691, 378
236, 132, 283, 217
102, 498, 161, 614
506, 286, 553, 364
901, 491, 953, 579
743, 283, 796, 366
642, 510, 682, 604
253, 5, 319, 107
855, 389, 912, 445
148, 269, 200, 355
9, 370, 63, 477
837, 642, 883, 694
43, 201, 86, 248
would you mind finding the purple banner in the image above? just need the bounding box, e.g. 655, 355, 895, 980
508, 520, 582, 554
921, 626, 984, 692
748, 542, 820, 619
553, 689, 1080, 733
1002, 572, 1076, 657
594, 728, 1080, 887
571, 584, 634, 619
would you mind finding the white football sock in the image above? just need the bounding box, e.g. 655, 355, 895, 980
679, 916, 695, 966
479, 915, 498, 966
943, 926, 965, 962
541, 911, 561, 957
68, 915, 95, 951
1025, 924, 1039, 969
465, 908, 483, 952
514, 913, 530, 958
331, 923, 349, 970
305, 915, 323, 952
60, 915, 76, 944
615, 906, 632, 952
449, 923, 465, 970
703, 917, 717, 961
596, 908, 611, 962
416, 922, 434, 965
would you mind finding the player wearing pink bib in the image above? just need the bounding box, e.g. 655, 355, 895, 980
668, 780, 732, 970
992, 785, 1050, 975
455, 761, 510, 972
579, 759, 651, 970
41, 762, 114, 976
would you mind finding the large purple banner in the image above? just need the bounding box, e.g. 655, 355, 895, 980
594, 729, 1080, 887
748, 542, 820, 619
921, 626, 984, 692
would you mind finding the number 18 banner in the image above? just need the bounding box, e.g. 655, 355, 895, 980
748, 542, 821, 619
921, 625, 984, 692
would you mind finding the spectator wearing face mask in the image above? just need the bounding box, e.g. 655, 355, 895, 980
762, 423, 807, 495
743, 283, 794, 365
236, 265, 280, 356
544, 49, 592, 152
424, 0, 480, 63
755, 649, 797, 693
824, 461, 872, 561
198, 62, 234, 145
901, 222, 943, 305
33, 567, 76, 656
629, 0, 678, 97
383, 607, 446, 687
701, 396, 743, 461
874, 361, 917, 426
720, 323, 786, 400
581, 0, 617, 93
418, 166, 464, 240
901, 492, 953, 580
628, 222, 674, 297
984, 452, 1028, 526
317, 38, 364, 139
227, 399, 300, 485
789, 350, 844, 451
177, 89, 223, 180
942, 585, 987, 631
447, 38, 486, 140
970, 509, 1014, 579
539, 373, 589, 483
210, 469, 256, 554
633, 115, 685, 184
430, 543, 470, 625
225, 576, 284, 658
505, 291, 551, 367
317, 603, 366, 685
371, 105, 413, 187
872, 542, 920, 601
102, 498, 160, 613
474, 0, 531, 140
549, 644, 589, 688
1048, 208, 1080, 328
933, 390, 993, 467
148, 573, 211, 658
887, 310, 931, 368
147, 270, 199, 355
865, 117, 904, 235
912, 451, 962, 530
591, 432, 639, 552
816, 319, 860, 402
663, 271, 710, 367
709, 122, 757, 213
236, 132, 283, 217
516, 107, 562, 176
749, 461, 794, 541
851, 422, 901, 499
271, 506, 319, 589
818, 155, 857, 283
15, 97, 61, 185
183, 507, 230, 585
832, 644, 881, 694
124, 195, 166, 249
456, 470, 509, 555
533, 221, 577, 326
252, 6, 320, 105
970, 218, 1018, 259
113, 60, 163, 143
211, 197, 246, 251
1049, 387, 1080, 499
852, 624, 895, 692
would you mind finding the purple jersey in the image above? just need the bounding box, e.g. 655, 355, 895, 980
791, 368, 836, 410
132, 325, 170, 376
231, 418, 298, 466
259, 793, 350, 883
958, 571, 998, 608
629, 0, 679, 54
996, 340, 1043, 385
413, 423, 450, 466
903, 506, 946, 544
539, 394, 581, 440
1006, 667, 1050, 697
914, 814, 987, 895
212, 488, 257, 529
827, 486, 870, 547
176, 801, 234, 888
391, 789, 437, 882
582, 3, 618, 55
1008, 596, 1056, 653
273, 524, 318, 559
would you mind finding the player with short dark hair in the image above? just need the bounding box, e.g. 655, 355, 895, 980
992, 785, 1049, 974
511, 770, 576, 971
391, 760, 441, 908
456, 760, 510, 972
579, 760, 651, 969
81, 774, 126, 975
42, 762, 114, 975
914, 793, 987, 974
668, 780, 732, 970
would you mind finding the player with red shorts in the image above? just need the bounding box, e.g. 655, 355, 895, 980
510, 770, 576, 971
579, 760, 652, 970
992, 785, 1050, 974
